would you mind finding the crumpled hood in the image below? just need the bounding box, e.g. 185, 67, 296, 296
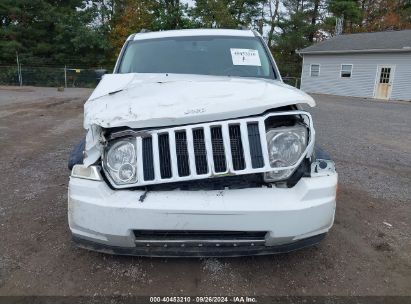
84, 73, 315, 129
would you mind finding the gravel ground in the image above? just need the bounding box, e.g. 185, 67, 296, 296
0, 85, 92, 107
0, 86, 410, 296
306, 94, 411, 204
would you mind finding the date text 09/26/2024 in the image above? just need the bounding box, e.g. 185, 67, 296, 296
150, 296, 257, 303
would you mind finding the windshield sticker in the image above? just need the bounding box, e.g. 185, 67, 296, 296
230, 49, 261, 66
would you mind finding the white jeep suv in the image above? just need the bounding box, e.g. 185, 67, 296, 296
68, 29, 337, 257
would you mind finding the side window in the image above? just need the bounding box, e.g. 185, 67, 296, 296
379, 67, 391, 83
341, 64, 353, 78
310, 64, 320, 77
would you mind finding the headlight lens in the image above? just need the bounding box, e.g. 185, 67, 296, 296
265, 125, 307, 182
104, 139, 137, 185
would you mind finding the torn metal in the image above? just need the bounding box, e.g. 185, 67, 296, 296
84, 73, 315, 130
83, 124, 104, 167
83, 73, 315, 167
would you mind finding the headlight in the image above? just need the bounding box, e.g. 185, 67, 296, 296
104, 139, 137, 185
264, 124, 307, 182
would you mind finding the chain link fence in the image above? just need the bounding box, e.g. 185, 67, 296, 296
0, 65, 110, 88
282, 77, 301, 88
0, 65, 301, 88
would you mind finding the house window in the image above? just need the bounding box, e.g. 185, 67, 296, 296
341, 64, 353, 78
310, 64, 320, 77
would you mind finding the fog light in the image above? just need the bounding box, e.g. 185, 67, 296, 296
118, 163, 136, 182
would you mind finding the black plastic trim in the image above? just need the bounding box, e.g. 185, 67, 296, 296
72, 233, 326, 257
114, 40, 131, 73
68, 137, 85, 170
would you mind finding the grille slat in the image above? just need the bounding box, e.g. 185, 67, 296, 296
158, 133, 172, 179
145, 124, 262, 180
229, 125, 246, 170
193, 128, 208, 174
110, 112, 311, 188
247, 123, 265, 168
175, 131, 190, 177
211, 126, 227, 173
239, 122, 252, 170
142, 137, 155, 181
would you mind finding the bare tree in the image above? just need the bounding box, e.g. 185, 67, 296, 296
267, 0, 280, 48
308, 0, 320, 42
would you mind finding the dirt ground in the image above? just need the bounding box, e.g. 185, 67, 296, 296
0, 86, 410, 296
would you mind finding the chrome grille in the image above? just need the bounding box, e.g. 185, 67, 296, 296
114, 111, 314, 188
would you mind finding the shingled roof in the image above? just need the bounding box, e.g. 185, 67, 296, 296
299, 30, 411, 54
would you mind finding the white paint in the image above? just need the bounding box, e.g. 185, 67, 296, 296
84, 73, 315, 130
230, 48, 261, 66
83, 124, 103, 166
131, 29, 255, 41
68, 173, 337, 248
87, 73, 136, 101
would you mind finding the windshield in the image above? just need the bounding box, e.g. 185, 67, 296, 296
117, 36, 276, 79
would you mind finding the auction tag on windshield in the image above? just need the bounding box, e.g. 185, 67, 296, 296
230, 48, 261, 66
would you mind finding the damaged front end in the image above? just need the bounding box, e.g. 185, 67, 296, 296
67, 27, 339, 256
68, 75, 337, 257
73, 109, 331, 191
73, 73, 330, 191
68, 110, 337, 257
71, 100, 337, 192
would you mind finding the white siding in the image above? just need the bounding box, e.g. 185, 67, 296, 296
300, 52, 411, 101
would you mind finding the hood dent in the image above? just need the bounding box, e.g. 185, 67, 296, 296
84, 73, 315, 130
82, 74, 315, 167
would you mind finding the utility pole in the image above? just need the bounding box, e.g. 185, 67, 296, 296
16, 51, 22, 86
336, 17, 344, 36
64, 65, 67, 88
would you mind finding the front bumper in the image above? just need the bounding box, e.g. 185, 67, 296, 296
68, 171, 337, 257
72, 233, 326, 257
